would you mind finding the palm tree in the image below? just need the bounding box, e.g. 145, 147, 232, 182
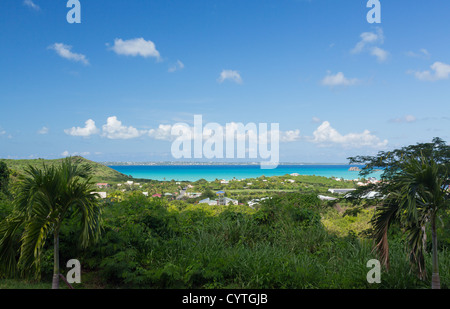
0, 157, 102, 289
371, 156, 449, 289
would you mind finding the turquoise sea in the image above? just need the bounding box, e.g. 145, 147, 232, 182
108, 164, 381, 182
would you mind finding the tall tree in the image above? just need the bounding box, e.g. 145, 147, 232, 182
0, 158, 102, 289
371, 157, 449, 288
349, 138, 450, 289
349, 137, 450, 180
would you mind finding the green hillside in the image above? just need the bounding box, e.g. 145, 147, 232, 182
1, 156, 131, 184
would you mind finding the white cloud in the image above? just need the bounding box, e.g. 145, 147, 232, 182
73, 151, 90, 156
168, 60, 184, 73
280, 130, 301, 142
310, 121, 388, 148
110, 38, 161, 60
102, 116, 146, 140
389, 115, 417, 123
406, 49, 430, 58
48, 43, 89, 65
404, 115, 417, 123
0, 130, 6, 136
148, 122, 299, 143
64, 119, 99, 137
64, 117, 300, 144
411, 61, 450, 81
218, 70, 243, 84
351, 28, 388, 62
351, 28, 384, 54
61, 150, 90, 157
148, 124, 174, 141
312, 117, 322, 123
321, 72, 359, 87
420, 48, 430, 56
23, 0, 40, 11
37, 126, 49, 134
370, 47, 389, 62
65, 117, 146, 140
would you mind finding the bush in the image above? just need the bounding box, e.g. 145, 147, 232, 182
16, 191, 447, 289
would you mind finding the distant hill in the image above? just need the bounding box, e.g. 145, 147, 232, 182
1, 156, 132, 184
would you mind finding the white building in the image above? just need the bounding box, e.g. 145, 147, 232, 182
199, 197, 238, 206
187, 192, 202, 198
318, 195, 338, 201
328, 188, 357, 194
91, 192, 107, 199
248, 197, 272, 208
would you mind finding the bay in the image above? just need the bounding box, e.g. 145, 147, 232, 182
108, 164, 381, 182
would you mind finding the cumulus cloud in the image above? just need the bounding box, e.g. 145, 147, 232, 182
321, 72, 359, 87
110, 38, 161, 60
168, 60, 184, 73
102, 116, 146, 140
65, 117, 146, 140
23, 0, 40, 11
218, 70, 243, 84
148, 124, 174, 141
310, 121, 388, 148
280, 130, 301, 142
65, 117, 301, 144
411, 61, 450, 81
48, 43, 89, 65
64, 119, 99, 137
148, 122, 299, 143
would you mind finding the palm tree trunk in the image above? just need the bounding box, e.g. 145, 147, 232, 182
431, 213, 440, 289
52, 232, 60, 290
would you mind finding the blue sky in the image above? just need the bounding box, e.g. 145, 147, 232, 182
0, 0, 449, 163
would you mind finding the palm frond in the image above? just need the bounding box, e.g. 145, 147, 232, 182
371, 198, 400, 269
0, 215, 24, 278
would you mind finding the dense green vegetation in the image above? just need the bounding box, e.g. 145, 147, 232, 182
1, 190, 448, 289
0, 141, 448, 289
0, 158, 103, 289
82, 173, 359, 206
2, 156, 131, 184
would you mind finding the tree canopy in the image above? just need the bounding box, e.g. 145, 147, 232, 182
0, 161, 10, 195
348, 137, 450, 180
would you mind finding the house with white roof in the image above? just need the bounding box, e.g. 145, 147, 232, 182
199, 197, 238, 206
91, 192, 107, 199
328, 188, 357, 194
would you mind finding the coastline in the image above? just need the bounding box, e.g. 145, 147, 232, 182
106, 164, 375, 182
102, 161, 354, 166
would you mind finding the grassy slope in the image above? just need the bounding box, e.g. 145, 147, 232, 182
1, 156, 131, 184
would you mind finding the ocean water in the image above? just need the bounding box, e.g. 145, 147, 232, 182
108, 165, 381, 182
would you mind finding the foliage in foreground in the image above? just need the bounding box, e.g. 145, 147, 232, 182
0, 158, 102, 290
2, 191, 445, 289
